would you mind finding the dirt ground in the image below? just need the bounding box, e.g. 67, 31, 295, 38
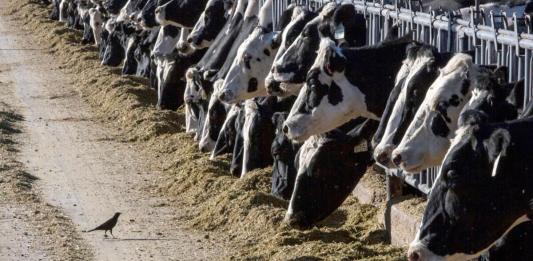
0, 0, 407, 260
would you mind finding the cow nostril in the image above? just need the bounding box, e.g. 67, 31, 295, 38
282, 125, 289, 134
187, 38, 193, 43
155, 8, 160, 14
218, 92, 225, 101
408, 251, 420, 261
376, 152, 389, 165
392, 154, 402, 166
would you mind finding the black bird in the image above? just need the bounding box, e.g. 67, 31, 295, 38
84, 212, 121, 238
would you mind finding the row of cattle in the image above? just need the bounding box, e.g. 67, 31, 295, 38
37, 0, 533, 260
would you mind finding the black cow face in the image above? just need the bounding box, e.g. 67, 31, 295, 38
138, 0, 172, 29
155, 0, 208, 28
272, 20, 321, 83
409, 119, 532, 260
188, 0, 230, 49
271, 112, 299, 200
285, 120, 374, 229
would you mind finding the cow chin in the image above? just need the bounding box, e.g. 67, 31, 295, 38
407, 241, 446, 261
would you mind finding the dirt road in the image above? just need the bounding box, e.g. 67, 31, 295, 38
0, 6, 227, 261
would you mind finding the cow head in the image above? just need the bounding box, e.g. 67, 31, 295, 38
151, 25, 180, 57
373, 44, 449, 168
285, 119, 375, 229
199, 82, 229, 152
265, 6, 316, 97
392, 55, 512, 173
270, 3, 336, 89
391, 53, 478, 173
188, 0, 232, 50
137, 0, 171, 29
155, 0, 207, 28
89, 7, 103, 46
218, 27, 280, 104
408, 117, 532, 261
283, 39, 368, 143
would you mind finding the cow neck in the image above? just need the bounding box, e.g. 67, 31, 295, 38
339, 41, 411, 117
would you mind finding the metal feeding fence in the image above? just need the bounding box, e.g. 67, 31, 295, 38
268, 0, 533, 195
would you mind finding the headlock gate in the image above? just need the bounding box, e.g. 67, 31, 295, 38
268, 0, 533, 195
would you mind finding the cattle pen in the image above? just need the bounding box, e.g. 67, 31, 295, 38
3, 0, 533, 259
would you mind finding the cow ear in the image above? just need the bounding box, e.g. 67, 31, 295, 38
485, 128, 511, 162
492, 66, 508, 85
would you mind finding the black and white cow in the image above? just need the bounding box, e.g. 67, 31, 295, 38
478, 222, 533, 261
285, 118, 378, 228
156, 47, 208, 110
185, 0, 259, 144
240, 97, 277, 176
211, 104, 242, 159
391, 54, 515, 173
137, 0, 172, 30
283, 36, 413, 143
264, 5, 317, 97
187, 0, 234, 50
271, 111, 300, 200
270, 2, 366, 96
372, 44, 455, 168
199, 82, 229, 152
407, 114, 533, 261
155, 0, 209, 28
218, 0, 290, 103
103, 0, 129, 15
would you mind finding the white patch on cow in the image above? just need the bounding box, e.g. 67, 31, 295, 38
176, 28, 192, 54
184, 68, 201, 134
123, 36, 136, 68
209, 104, 241, 160
116, 0, 134, 22
240, 99, 258, 177
89, 7, 103, 46
243, 0, 259, 19
59, 0, 68, 22
104, 16, 117, 34
285, 135, 323, 221
392, 53, 477, 173
374, 54, 434, 168
220, 28, 277, 103
151, 26, 180, 57
284, 39, 374, 143
409, 215, 530, 261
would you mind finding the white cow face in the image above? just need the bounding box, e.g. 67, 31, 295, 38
283, 39, 373, 143
373, 46, 442, 169
265, 6, 309, 97
89, 7, 103, 46
151, 25, 180, 57
391, 53, 479, 173
218, 28, 281, 104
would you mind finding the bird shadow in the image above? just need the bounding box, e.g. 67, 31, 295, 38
104, 238, 184, 242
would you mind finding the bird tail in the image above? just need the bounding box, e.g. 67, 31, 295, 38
82, 229, 96, 233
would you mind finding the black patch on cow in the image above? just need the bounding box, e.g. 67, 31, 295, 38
461, 79, 470, 95
449, 94, 460, 107
430, 114, 450, 137
327, 81, 343, 105
248, 78, 258, 92
263, 49, 271, 56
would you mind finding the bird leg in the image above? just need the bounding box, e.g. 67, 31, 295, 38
110, 229, 115, 239
104, 230, 108, 238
